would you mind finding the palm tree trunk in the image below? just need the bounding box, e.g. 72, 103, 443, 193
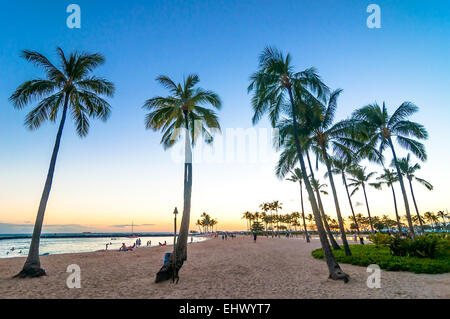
276, 209, 280, 236
322, 147, 351, 256
299, 181, 310, 243
287, 87, 348, 282
408, 178, 425, 233
390, 185, 403, 235
306, 152, 340, 250
342, 173, 364, 244
388, 138, 415, 238
361, 183, 375, 233
15, 95, 69, 278
156, 113, 192, 283
270, 209, 274, 237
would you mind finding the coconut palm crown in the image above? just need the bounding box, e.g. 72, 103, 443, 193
352, 101, 428, 237
144, 74, 221, 148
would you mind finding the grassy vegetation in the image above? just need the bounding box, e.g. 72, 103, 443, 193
312, 244, 450, 274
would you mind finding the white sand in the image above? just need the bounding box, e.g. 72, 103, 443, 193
0, 236, 448, 299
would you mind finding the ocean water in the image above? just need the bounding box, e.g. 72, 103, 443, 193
0, 235, 208, 258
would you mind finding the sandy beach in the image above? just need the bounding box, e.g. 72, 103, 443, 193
0, 236, 448, 299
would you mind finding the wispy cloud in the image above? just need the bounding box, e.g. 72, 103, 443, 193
110, 224, 156, 228
0, 223, 99, 234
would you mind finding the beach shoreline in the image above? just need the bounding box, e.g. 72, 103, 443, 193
0, 235, 448, 299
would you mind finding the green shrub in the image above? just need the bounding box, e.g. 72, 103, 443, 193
311, 244, 450, 274
388, 234, 443, 258
369, 233, 392, 248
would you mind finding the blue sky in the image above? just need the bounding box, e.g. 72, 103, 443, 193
0, 1, 449, 232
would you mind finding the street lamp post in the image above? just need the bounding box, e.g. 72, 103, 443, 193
172, 207, 178, 283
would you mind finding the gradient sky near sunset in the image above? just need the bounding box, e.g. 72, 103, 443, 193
1, 0, 449, 233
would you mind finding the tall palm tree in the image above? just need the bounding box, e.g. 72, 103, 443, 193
395, 153, 433, 233
286, 168, 310, 242
275, 129, 340, 250
241, 211, 252, 231
436, 211, 447, 232
347, 166, 377, 233
381, 215, 393, 232
259, 202, 271, 233
307, 175, 341, 250
306, 155, 341, 250
328, 157, 364, 244
145, 74, 221, 282
200, 212, 212, 232
306, 88, 356, 255
271, 200, 282, 234
352, 102, 428, 237
290, 213, 301, 234
306, 214, 314, 231
195, 219, 203, 233
424, 212, 437, 232
248, 47, 348, 281
373, 168, 403, 234
260, 211, 268, 231
210, 218, 218, 232
10, 48, 114, 278
253, 211, 261, 224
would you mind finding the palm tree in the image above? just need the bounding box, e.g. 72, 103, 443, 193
352, 102, 428, 237
308, 176, 341, 250
395, 153, 433, 233
306, 213, 314, 231
275, 130, 341, 250
195, 219, 204, 233
10, 48, 114, 278
286, 168, 310, 242
306, 88, 356, 255
241, 211, 252, 231
260, 211, 268, 231
145, 74, 221, 282
373, 168, 403, 234
210, 218, 218, 232
260, 202, 274, 235
248, 47, 348, 281
436, 211, 447, 232
347, 166, 377, 233
353, 214, 369, 232
271, 200, 282, 235
200, 212, 212, 232
254, 211, 261, 224
328, 157, 364, 244
424, 212, 437, 232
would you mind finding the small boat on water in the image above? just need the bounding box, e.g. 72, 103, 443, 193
127, 221, 139, 238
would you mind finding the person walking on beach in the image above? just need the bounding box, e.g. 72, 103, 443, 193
253, 233, 257, 242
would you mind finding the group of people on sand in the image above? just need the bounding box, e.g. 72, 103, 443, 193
119, 238, 143, 252
216, 232, 236, 240
117, 239, 168, 252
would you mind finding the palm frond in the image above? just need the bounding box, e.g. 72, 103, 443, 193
396, 136, 427, 161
